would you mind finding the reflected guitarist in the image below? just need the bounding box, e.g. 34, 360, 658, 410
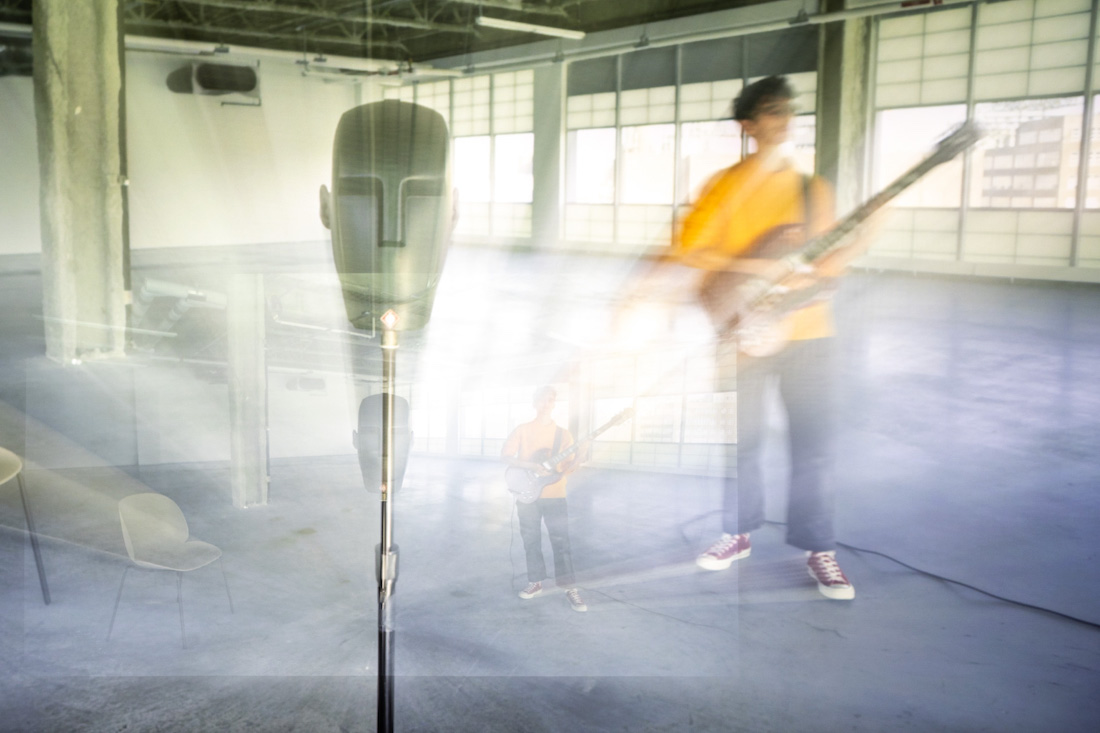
501, 385, 589, 612
679, 76, 873, 600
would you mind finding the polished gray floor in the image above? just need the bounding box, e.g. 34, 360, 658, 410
2, 247, 1099, 733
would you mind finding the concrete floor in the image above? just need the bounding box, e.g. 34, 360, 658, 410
1, 246, 1099, 732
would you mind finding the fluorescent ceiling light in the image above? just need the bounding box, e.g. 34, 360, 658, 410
475, 16, 585, 40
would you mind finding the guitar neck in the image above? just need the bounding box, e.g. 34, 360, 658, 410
543, 414, 628, 467
801, 122, 980, 266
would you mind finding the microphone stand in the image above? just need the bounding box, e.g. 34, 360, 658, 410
376, 309, 399, 733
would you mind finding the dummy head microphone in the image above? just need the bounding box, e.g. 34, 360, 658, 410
320, 100, 453, 332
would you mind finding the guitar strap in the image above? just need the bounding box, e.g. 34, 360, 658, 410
551, 427, 563, 459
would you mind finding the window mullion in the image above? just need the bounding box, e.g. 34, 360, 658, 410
958, 1, 979, 262
1072, 0, 1100, 267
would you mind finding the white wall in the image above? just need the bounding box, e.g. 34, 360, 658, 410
0, 76, 40, 254
0, 51, 371, 256
127, 53, 362, 250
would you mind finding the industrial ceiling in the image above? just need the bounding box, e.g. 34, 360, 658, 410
0, 0, 774, 70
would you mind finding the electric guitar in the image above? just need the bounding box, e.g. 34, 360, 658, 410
697, 120, 983, 357
505, 408, 634, 504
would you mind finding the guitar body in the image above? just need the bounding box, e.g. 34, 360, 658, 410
697, 224, 831, 357
505, 449, 562, 504
504, 408, 635, 504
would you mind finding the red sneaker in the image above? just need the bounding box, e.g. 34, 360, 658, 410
518, 581, 543, 599
807, 552, 855, 600
696, 533, 751, 570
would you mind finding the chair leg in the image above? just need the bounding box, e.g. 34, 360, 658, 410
176, 571, 186, 649
107, 565, 130, 641
17, 473, 50, 605
219, 557, 234, 613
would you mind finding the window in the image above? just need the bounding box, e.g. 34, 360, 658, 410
492, 70, 534, 134
566, 128, 616, 204
621, 125, 675, 205
493, 134, 533, 204
974, 0, 1091, 101
1038, 127, 1063, 143
620, 86, 676, 126
679, 120, 742, 203
874, 104, 968, 207
971, 97, 1082, 209
876, 6, 971, 108
1084, 95, 1100, 208
453, 136, 490, 237
452, 76, 490, 136
679, 80, 741, 123
416, 80, 451, 125
453, 136, 491, 203
1037, 151, 1060, 167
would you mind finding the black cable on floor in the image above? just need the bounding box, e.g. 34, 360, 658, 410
836, 538, 1100, 630
758, 519, 1100, 631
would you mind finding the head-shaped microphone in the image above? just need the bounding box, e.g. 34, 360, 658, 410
320, 99, 452, 332
321, 100, 451, 494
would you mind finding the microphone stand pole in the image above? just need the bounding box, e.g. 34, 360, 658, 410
376, 309, 399, 733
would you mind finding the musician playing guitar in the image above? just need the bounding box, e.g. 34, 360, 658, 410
501, 385, 589, 612
681, 76, 877, 600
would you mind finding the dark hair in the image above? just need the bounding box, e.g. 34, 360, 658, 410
732, 75, 795, 121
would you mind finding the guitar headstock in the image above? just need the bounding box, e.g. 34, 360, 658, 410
612, 407, 635, 425
934, 119, 984, 161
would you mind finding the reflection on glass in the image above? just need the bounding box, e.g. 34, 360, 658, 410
875, 105, 967, 207
566, 127, 616, 204
972, 97, 1083, 209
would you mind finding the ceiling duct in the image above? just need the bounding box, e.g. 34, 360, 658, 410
167, 61, 260, 104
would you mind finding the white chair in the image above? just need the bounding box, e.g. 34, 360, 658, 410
0, 446, 50, 605
108, 492, 233, 647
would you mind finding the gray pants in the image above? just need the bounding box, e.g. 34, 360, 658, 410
517, 497, 576, 587
720, 337, 838, 552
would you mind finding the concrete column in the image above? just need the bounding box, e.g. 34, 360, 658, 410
531, 64, 564, 250
32, 0, 127, 363
815, 0, 873, 216
227, 275, 269, 508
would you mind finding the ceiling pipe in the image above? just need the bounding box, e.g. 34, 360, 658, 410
0, 20, 456, 76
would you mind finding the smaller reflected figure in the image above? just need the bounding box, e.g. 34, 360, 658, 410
501, 386, 588, 612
